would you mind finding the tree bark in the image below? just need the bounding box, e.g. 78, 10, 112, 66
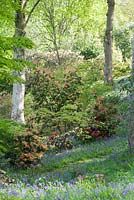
11, 6, 26, 123
104, 0, 115, 85
11, 0, 41, 123
128, 38, 134, 153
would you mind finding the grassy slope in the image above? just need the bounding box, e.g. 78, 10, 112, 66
1, 134, 134, 199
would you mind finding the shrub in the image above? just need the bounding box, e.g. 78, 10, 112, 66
28, 50, 83, 67
74, 95, 120, 142
74, 126, 103, 142
27, 66, 84, 134
47, 131, 73, 151
0, 120, 47, 168
27, 103, 87, 136
91, 95, 120, 136
73, 127, 92, 142
80, 46, 100, 60
28, 67, 82, 111
76, 59, 105, 110
0, 79, 12, 94
113, 60, 130, 78
0, 119, 24, 157
11, 128, 47, 168
79, 80, 112, 111
113, 28, 131, 62
0, 94, 11, 119
77, 59, 104, 82
73, 34, 103, 60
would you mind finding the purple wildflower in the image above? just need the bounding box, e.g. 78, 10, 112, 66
128, 183, 134, 190
8, 190, 19, 197
122, 189, 129, 196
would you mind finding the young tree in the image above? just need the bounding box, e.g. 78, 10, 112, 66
33, 0, 78, 65
42, 0, 66, 65
104, 0, 115, 84
11, 0, 41, 123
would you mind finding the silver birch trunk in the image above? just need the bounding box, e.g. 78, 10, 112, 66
11, 0, 41, 123
104, 0, 115, 85
11, 7, 26, 123
11, 71, 25, 123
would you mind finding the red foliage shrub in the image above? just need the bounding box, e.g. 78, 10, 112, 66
11, 129, 47, 168
74, 95, 120, 142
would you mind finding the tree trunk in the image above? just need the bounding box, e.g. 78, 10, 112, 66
11, 0, 41, 123
104, 0, 115, 85
11, 8, 26, 123
128, 38, 134, 153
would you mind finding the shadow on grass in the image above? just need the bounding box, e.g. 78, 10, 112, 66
39, 148, 134, 183
8, 135, 134, 185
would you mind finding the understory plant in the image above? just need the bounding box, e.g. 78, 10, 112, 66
47, 131, 73, 151
0, 120, 47, 168
26, 66, 85, 134
0, 119, 24, 157
10, 128, 47, 168
74, 95, 121, 142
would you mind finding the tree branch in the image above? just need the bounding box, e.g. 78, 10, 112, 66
24, 0, 41, 27
22, 0, 29, 9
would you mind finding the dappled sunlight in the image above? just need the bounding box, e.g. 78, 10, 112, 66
1, 0, 134, 199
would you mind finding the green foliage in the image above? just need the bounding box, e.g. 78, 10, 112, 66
28, 67, 82, 111
73, 127, 93, 142
0, 1, 34, 82
27, 104, 85, 135
27, 66, 85, 133
47, 131, 73, 150
0, 119, 47, 168
117, 76, 132, 93
0, 94, 11, 119
113, 60, 130, 78
80, 80, 112, 111
74, 95, 120, 142
77, 59, 103, 82
0, 36, 34, 51
26, 59, 116, 136
77, 59, 106, 109
0, 119, 24, 157
1, 135, 134, 200
113, 28, 131, 62
53, 104, 87, 132
0, 194, 22, 200
0, 80, 12, 93
73, 34, 103, 60
80, 46, 100, 60
0, 36, 34, 82
0, 0, 15, 21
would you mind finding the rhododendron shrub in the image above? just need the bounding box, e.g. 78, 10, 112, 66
74, 95, 120, 142
27, 66, 84, 134
9, 129, 47, 168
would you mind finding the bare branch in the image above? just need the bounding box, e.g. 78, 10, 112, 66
24, 0, 41, 27
22, 0, 29, 9
43, 35, 53, 42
